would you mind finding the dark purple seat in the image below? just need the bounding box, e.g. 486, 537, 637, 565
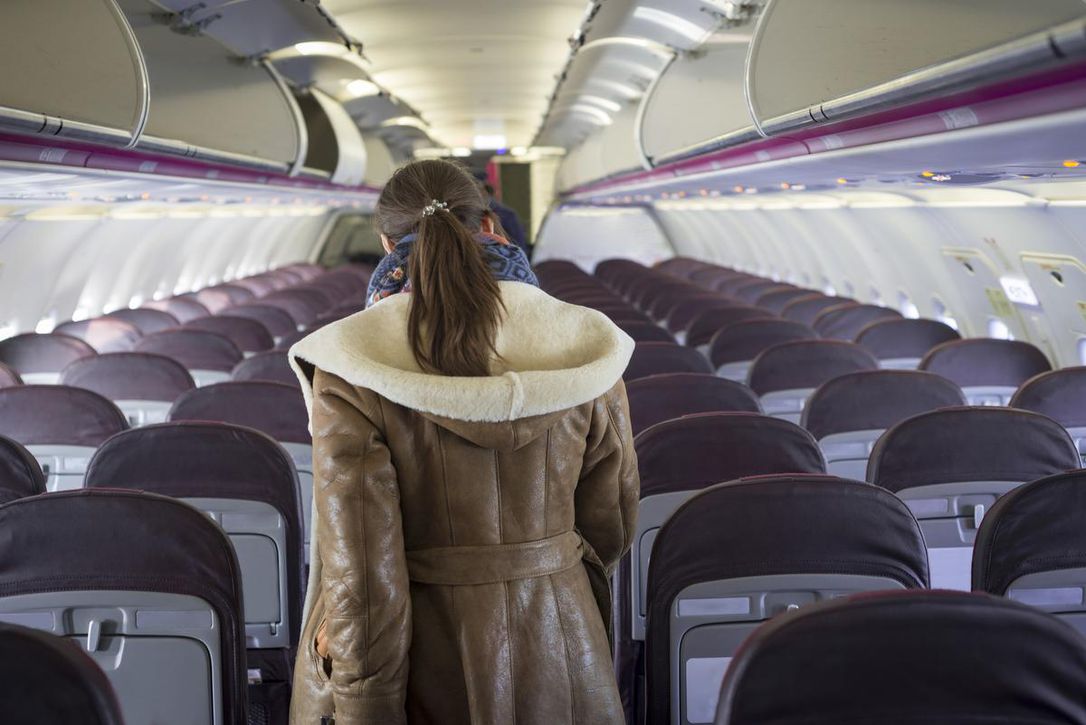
283, 263, 324, 281
626, 373, 760, 435
664, 296, 741, 335
0, 385, 127, 447
274, 328, 310, 352
646, 474, 928, 725
54, 318, 142, 354
754, 287, 814, 314
0, 333, 96, 382
1011, 367, 1086, 430
0, 362, 21, 387
624, 342, 713, 382
616, 321, 675, 344
732, 280, 788, 305
232, 352, 299, 387
715, 591, 1086, 725
0, 434, 45, 504
60, 352, 195, 402
209, 283, 256, 306
104, 307, 179, 335
708, 319, 817, 374
227, 304, 299, 338
0, 490, 248, 725
855, 318, 961, 367
781, 294, 855, 325
185, 316, 274, 354
231, 275, 278, 297
748, 341, 879, 422
134, 330, 243, 379
920, 338, 1052, 405
294, 284, 340, 309
0, 621, 125, 725
259, 291, 326, 326
868, 407, 1079, 590
143, 297, 210, 323
169, 382, 309, 445
188, 289, 233, 315
686, 307, 774, 348
803, 370, 967, 440
812, 303, 903, 341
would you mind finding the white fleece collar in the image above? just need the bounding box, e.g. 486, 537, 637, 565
288, 282, 634, 423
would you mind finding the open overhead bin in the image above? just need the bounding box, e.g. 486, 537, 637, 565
295, 88, 367, 186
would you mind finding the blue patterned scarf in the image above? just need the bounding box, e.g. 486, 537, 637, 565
366, 231, 538, 307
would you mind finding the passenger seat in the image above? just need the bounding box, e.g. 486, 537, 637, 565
919, 338, 1050, 405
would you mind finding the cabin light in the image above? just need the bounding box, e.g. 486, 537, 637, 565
451, 147, 472, 157
344, 79, 379, 98
293, 41, 346, 57
921, 171, 935, 178
473, 135, 507, 150
836, 178, 848, 185
380, 116, 430, 131
579, 95, 623, 113
510, 147, 528, 157
1063, 160, 1082, 168
999, 275, 1040, 307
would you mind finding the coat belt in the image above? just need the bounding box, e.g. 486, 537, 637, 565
406, 531, 584, 586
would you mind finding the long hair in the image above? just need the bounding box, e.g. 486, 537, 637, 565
374, 159, 504, 377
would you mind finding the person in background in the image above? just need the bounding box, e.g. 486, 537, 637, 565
482, 181, 531, 259
288, 158, 638, 724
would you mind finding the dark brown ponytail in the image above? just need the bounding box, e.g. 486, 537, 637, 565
374, 160, 504, 377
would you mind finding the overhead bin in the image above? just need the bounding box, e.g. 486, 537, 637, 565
746, 0, 1086, 134
0, 0, 146, 145
295, 89, 367, 187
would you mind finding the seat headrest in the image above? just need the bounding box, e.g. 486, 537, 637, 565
686, 307, 774, 347
748, 340, 878, 395
624, 342, 714, 382
0, 622, 124, 725
0, 362, 21, 388
802, 370, 966, 439
626, 373, 760, 435
185, 315, 275, 353
0, 385, 128, 446
135, 329, 243, 372
60, 352, 194, 402
143, 297, 210, 324
754, 287, 813, 314
973, 469, 1086, 595
54, 318, 142, 354
920, 338, 1051, 387
646, 475, 930, 725
0, 333, 96, 374
231, 351, 298, 387
227, 304, 298, 338
856, 318, 960, 359
867, 406, 1079, 491
715, 590, 1086, 725
780, 295, 853, 325
812, 304, 902, 341
635, 412, 825, 497
169, 381, 309, 444
0, 434, 45, 504
1010, 366, 1086, 427
0, 490, 247, 724
708, 319, 817, 367
104, 307, 179, 335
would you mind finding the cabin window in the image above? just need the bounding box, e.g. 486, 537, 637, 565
898, 292, 920, 319
869, 286, 884, 305
988, 318, 1014, 340
842, 280, 856, 297
932, 297, 959, 331
822, 277, 836, 296
318, 213, 383, 266
1078, 339, 1086, 365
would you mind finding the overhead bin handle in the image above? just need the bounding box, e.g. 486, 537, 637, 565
103, 0, 151, 148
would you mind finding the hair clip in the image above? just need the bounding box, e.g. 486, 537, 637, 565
421, 199, 449, 217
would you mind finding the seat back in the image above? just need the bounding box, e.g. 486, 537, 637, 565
920, 338, 1051, 405
60, 353, 195, 427
143, 297, 210, 324
753, 287, 812, 315
85, 422, 304, 653
0, 361, 21, 387
811, 303, 902, 341
54, 319, 142, 354
227, 304, 299, 339
626, 373, 760, 436
0, 622, 124, 725
0, 490, 247, 725
104, 307, 179, 335
664, 296, 736, 336
631, 414, 825, 640
617, 321, 676, 343
0, 333, 96, 383
261, 290, 327, 326
868, 406, 1078, 590
856, 318, 960, 369
169, 382, 313, 562
1010, 366, 1086, 462
0, 434, 45, 504
708, 319, 817, 381
646, 474, 928, 725
973, 469, 1086, 634
714, 590, 1086, 725
0, 386, 127, 490
185, 315, 275, 354
802, 371, 966, 480
189, 288, 234, 315
780, 295, 853, 325
232, 351, 300, 387
748, 340, 879, 423
686, 307, 773, 349
135, 330, 243, 387
624, 342, 714, 382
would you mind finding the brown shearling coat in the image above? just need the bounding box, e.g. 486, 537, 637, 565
288, 282, 639, 725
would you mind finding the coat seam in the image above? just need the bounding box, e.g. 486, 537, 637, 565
543, 428, 550, 534
504, 580, 518, 725
603, 397, 630, 552
437, 427, 455, 546
549, 574, 578, 721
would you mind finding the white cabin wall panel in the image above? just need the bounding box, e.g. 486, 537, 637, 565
533, 207, 672, 270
